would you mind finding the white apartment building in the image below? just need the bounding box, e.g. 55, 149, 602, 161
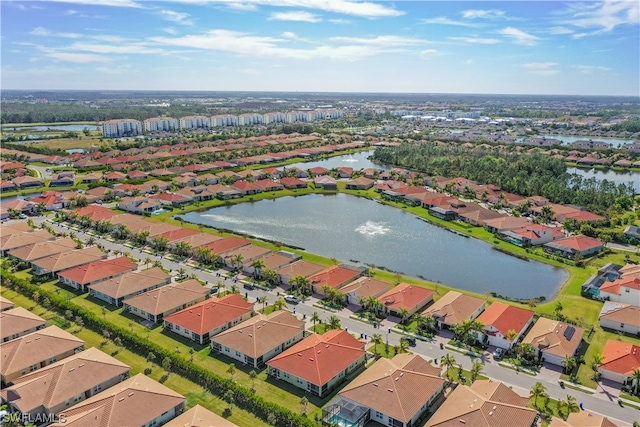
102, 119, 143, 138
211, 114, 239, 127
143, 117, 178, 132
179, 115, 211, 130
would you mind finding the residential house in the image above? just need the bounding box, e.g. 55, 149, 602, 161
201, 237, 251, 255
0, 326, 85, 384
426, 380, 537, 427
176, 185, 216, 201
7, 238, 77, 267
49, 172, 75, 187
88, 267, 171, 307
1, 199, 37, 217
457, 207, 505, 227
308, 166, 329, 177
84, 186, 113, 202
307, 265, 365, 295
279, 177, 308, 189
0, 347, 130, 419
543, 235, 605, 259
242, 251, 300, 277
57, 256, 137, 292
499, 223, 565, 247
475, 302, 534, 349
422, 291, 485, 329
211, 311, 305, 369
254, 179, 284, 192
12, 176, 43, 189
164, 294, 254, 345
323, 354, 446, 427
144, 179, 172, 192
29, 192, 70, 211
276, 259, 325, 285
341, 277, 392, 307
231, 180, 263, 195
0, 180, 17, 192
521, 318, 584, 366
314, 175, 338, 190
599, 302, 640, 335
1, 229, 54, 256
165, 404, 238, 427
117, 197, 162, 215
170, 232, 222, 251
158, 227, 199, 244
30, 246, 106, 277
483, 216, 531, 234
336, 167, 353, 178
345, 177, 375, 190
221, 244, 271, 270
598, 276, 640, 305
123, 279, 209, 324
127, 170, 148, 181
206, 184, 242, 199
267, 330, 366, 398
1, 307, 46, 343
149, 192, 192, 207
0, 296, 14, 312
598, 340, 640, 384
53, 374, 185, 427
379, 283, 435, 318
73, 205, 119, 222
550, 411, 620, 427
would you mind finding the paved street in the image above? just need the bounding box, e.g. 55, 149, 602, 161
29, 217, 640, 424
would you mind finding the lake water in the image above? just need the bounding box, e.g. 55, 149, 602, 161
520, 135, 636, 148
3, 124, 100, 132
286, 150, 391, 171
182, 193, 567, 300
571, 167, 640, 192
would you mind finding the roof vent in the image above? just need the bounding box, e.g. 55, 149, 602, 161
128, 392, 134, 396
119, 397, 125, 402
387, 388, 393, 392
395, 377, 399, 381
79, 363, 85, 367
248, 334, 252, 337
459, 420, 466, 424
373, 383, 378, 387
69, 368, 75, 372
489, 412, 493, 416
309, 358, 314, 361
492, 406, 497, 410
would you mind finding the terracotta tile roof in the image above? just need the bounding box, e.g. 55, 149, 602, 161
165, 404, 237, 427
378, 283, 434, 313
279, 177, 307, 187
165, 294, 253, 335
549, 411, 620, 427
31, 246, 107, 274
426, 380, 536, 427
339, 354, 445, 423
201, 237, 251, 254
123, 279, 208, 316
599, 276, 640, 295
222, 244, 271, 263
1, 347, 130, 414
172, 232, 223, 249
599, 302, 640, 328
600, 340, 640, 376
58, 256, 136, 286
267, 331, 365, 387
157, 227, 199, 242
0, 223, 34, 235
546, 235, 604, 251
87, 267, 170, 300
422, 291, 485, 326
54, 374, 185, 427
307, 266, 362, 290
0, 307, 46, 341
8, 238, 77, 262
245, 251, 298, 271
211, 311, 304, 358
522, 317, 584, 359
275, 259, 325, 278
482, 216, 530, 231
1, 230, 54, 252
1, 326, 85, 379
477, 302, 534, 337
340, 277, 391, 300
0, 295, 15, 312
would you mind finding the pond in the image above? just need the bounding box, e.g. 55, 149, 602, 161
571, 167, 640, 192
285, 150, 391, 172
3, 124, 100, 132
182, 193, 567, 300
519, 134, 636, 148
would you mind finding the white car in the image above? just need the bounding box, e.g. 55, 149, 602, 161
283, 295, 299, 304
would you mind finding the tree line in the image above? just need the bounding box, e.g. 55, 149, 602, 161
371, 142, 634, 215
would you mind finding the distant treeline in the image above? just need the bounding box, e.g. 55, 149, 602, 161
371, 142, 635, 214
612, 118, 640, 133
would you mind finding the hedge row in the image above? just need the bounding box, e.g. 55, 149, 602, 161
1, 269, 318, 427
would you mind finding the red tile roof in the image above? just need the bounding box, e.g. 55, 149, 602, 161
164, 294, 253, 335
599, 276, 640, 295
157, 227, 199, 242
477, 302, 534, 337
74, 205, 119, 221
549, 235, 604, 251
201, 237, 251, 254
307, 266, 361, 290
267, 330, 365, 386
379, 283, 434, 313
601, 340, 640, 376
57, 256, 136, 285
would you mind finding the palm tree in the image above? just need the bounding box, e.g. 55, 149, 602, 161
230, 253, 244, 273
561, 356, 577, 375
557, 399, 568, 420
566, 395, 579, 415
398, 338, 410, 354
529, 382, 547, 409
226, 363, 236, 381
143, 257, 152, 268
273, 297, 285, 311
328, 315, 341, 330
630, 368, 640, 395
249, 369, 257, 391
290, 275, 310, 295
440, 353, 457, 372
250, 259, 265, 279
173, 241, 192, 258
263, 268, 279, 288
310, 312, 320, 328
470, 360, 484, 382
397, 307, 410, 324
371, 334, 383, 355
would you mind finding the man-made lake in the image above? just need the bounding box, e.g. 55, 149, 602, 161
522, 135, 636, 148
182, 194, 567, 300
571, 167, 640, 192
3, 124, 100, 132
286, 150, 391, 172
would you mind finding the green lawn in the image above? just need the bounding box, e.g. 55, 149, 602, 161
443, 368, 488, 385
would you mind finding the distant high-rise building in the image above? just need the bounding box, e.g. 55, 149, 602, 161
179, 115, 211, 130
144, 117, 178, 132
102, 119, 143, 138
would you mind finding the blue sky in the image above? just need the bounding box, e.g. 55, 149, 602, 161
2, 0, 638, 95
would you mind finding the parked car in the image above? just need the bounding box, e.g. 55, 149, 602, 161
243, 282, 255, 290
283, 295, 299, 304
19, 214, 28, 219
493, 348, 504, 360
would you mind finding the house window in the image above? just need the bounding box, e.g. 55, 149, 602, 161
620, 323, 625, 328
224, 346, 230, 353
50, 357, 57, 363
93, 384, 102, 393
375, 411, 383, 419
30, 364, 38, 372
235, 351, 241, 357
175, 325, 180, 331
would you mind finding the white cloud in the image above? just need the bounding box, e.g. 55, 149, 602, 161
574, 65, 612, 74
62, 42, 169, 54
329, 18, 351, 24
150, 30, 417, 61
548, 26, 574, 35
185, 0, 403, 18
420, 49, 442, 59
449, 36, 500, 44
522, 62, 559, 75
281, 31, 298, 39
498, 27, 539, 46
556, 0, 639, 33
269, 11, 321, 23
163, 27, 178, 35
330, 35, 428, 46
46, 52, 111, 63
421, 17, 476, 27
159, 10, 193, 26
39, 0, 143, 7
461, 9, 506, 19
30, 27, 51, 36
